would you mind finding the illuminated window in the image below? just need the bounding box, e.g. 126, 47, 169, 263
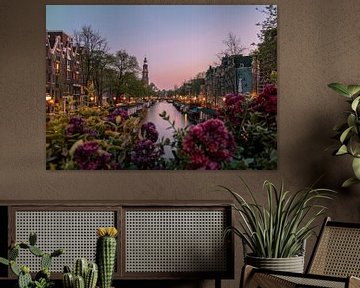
55, 62, 60, 74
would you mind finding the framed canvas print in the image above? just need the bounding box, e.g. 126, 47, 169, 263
46, 5, 277, 170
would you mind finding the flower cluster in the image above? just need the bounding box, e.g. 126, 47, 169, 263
181, 119, 235, 170
255, 84, 277, 114
131, 139, 162, 169
65, 116, 98, 137
65, 116, 86, 136
73, 141, 111, 170
141, 122, 159, 143
107, 108, 128, 124
222, 94, 245, 126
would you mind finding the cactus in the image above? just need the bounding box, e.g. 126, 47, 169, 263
74, 258, 87, 279
96, 227, 118, 288
63, 259, 98, 288
0, 257, 9, 266
0, 232, 64, 288
9, 246, 19, 260
35, 268, 50, 281
29, 245, 44, 257
10, 260, 20, 276
63, 272, 74, 288
85, 263, 98, 288
18, 269, 32, 288
41, 253, 52, 270
29, 232, 37, 246
74, 275, 85, 288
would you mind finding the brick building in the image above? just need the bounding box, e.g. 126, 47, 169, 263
46, 31, 82, 103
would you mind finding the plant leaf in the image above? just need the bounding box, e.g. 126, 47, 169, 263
336, 145, 348, 155
352, 157, 360, 179
347, 114, 356, 128
342, 177, 360, 187
340, 126, 353, 143
351, 96, 360, 111
328, 83, 351, 98
347, 85, 360, 97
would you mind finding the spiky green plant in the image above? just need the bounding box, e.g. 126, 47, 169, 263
222, 179, 335, 258
0, 232, 63, 288
96, 227, 118, 288
62, 260, 98, 288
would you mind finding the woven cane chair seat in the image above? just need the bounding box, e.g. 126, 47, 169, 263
241, 218, 360, 288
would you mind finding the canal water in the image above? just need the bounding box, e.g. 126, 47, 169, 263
143, 101, 189, 158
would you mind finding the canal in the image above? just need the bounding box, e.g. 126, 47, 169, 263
143, 101, 189, 158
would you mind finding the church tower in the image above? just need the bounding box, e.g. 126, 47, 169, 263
142, 57, 149, 86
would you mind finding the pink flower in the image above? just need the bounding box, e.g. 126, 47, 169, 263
255, 84, 277, 114
181, 119, 235, 170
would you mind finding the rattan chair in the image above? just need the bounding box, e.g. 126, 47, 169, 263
241, 217, 360, 288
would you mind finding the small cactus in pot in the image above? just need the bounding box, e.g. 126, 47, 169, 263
96, 227, 118, 288
62, 259, 98, 288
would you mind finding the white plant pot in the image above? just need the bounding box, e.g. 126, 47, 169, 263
245, 254, 305, 273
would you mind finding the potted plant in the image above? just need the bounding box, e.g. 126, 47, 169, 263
222, 179, 334, 273
328, 83, 360, 187
0, 232, 64, 288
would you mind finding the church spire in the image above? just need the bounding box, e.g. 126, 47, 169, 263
142, 57, 149, 86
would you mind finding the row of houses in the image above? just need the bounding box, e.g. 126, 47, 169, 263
46, 30, 264, 108
204, 54, 262, 106
46, 31, 83, 103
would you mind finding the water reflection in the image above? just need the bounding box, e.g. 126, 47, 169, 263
143, 101, 189, 158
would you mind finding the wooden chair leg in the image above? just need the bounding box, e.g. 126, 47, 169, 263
349, 276, 360, 288
240, 265, 255, 288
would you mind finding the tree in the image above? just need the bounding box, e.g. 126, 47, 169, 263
113, 50, 140, 84
253, 5, 277, 85
215, 33, 246, 65
92, 51, 113, 105
222, 32, 246, 56
74, 25, 108, 99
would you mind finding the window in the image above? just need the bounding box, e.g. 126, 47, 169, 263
55, 62, 60, 74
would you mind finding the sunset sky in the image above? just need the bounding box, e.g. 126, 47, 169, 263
46, 5, 269, 90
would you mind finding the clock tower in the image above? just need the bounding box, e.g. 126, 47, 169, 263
142, 57, 149, 86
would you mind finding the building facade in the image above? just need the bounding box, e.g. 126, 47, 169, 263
205, 55, 256, 107
46, 31, 82, 103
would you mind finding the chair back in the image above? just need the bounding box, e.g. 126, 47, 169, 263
307, 217, 360, 278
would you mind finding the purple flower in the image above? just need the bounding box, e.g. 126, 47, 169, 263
65, 116, 86, 136
131, 139, 162, 169
65, 116, 97, 137
181, 119, 235, 170
74, 141, 111, 170
141, 122, 159, 143
107, 108, 128, 124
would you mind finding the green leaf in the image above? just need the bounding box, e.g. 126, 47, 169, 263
68, 139, 84, 157
340, 126, 353, 143
351, 96, 360, 111
349, 135, 360, 156
328, 83, 351, 97
342, 177, 360, 188
347, 114, 356, 127
352, 157, 360, 179
0, 257, 9, 266
336, 145, 348, 155
347, 85, 360, 97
